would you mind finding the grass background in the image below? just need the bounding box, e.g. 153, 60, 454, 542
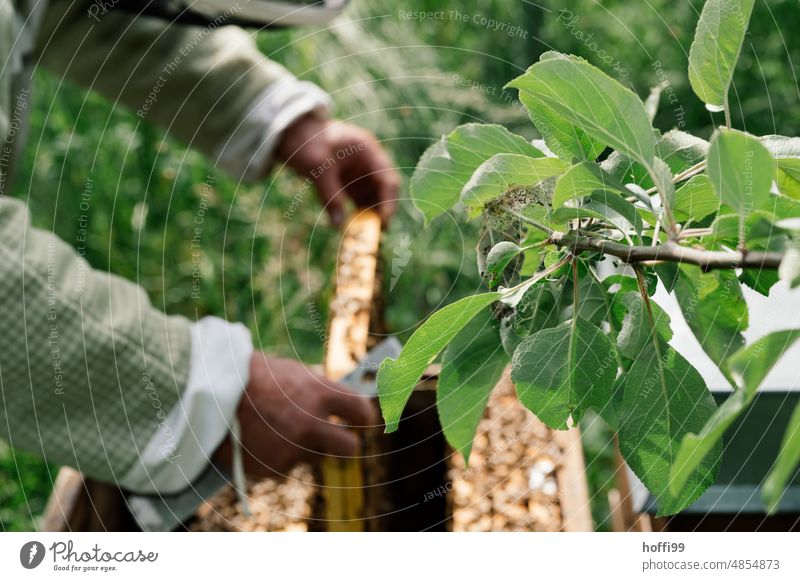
2, 0, 799, 530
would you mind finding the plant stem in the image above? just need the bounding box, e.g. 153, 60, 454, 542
645, 163, 679, 239
738, 217, 747, 255
569, 258, 580, 412
521, 239, 552, 251
572, 257, 579, 312
586, 264, 625, 372
651, 218, 662, 247
724, 97, 732, 130
504, 208, 555, 237
678, 227, 713, 240
643, 161, 707, 196
500, 254, 572, 300
634, 267, 657, 330
547, 231, 783, 271
674, 160, 707, 183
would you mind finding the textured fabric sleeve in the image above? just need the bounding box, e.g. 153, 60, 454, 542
34, 0, 330, 181
0, 195, 192, 485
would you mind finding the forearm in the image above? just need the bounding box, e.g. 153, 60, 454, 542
35, 0, 330, 181
0, 196, 191, 485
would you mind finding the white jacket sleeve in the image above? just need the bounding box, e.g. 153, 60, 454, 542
119, 317, 253, 494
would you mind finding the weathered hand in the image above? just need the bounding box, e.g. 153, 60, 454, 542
275, 115, 400, 227
214, 353, 377, 478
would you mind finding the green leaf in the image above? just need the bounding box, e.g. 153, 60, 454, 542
461, 154, 568, 216
688, 0, 755, 110
573, 268, 610, 325
769, 193, 800, 224
776, 161, 800, 199
602, 130, 708, 189
739, 268, 779, 296
761, 135, 800, 158
619, 341, 721, 516
707, 129, 775, 220
552, 161, 630, 209
616, 292, 672, 360
377, 292, 502, 432
603, 273, 647, 296
658, 264, 748, 370
587, 191, 644, 237
763, 402, 800, 514
525, 99, 606, 162
485, 241, 524, 288
437, 311, 509, 463
728, 330, 800, 397
499, 253, 571, 308
410, 124, 543, 223
761, 136, 800, 199
655, 130, 710, 173
499, 285, 559, 356
543, 250, 566, 270
670, 330, 800, 494
651, 156, 677, 217
673, 174, 720, 222
704, 211, 777, 247
511, 318, 616, 430
476, 215, 528, 291
549, 206, 609, 226
604, 375, 626, 432
519, 245, 544, 277
779, 248, 800, 289
507, 52, 656, 168
644, 82, 667, 122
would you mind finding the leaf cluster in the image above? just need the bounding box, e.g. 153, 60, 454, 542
378, 0, 800, 515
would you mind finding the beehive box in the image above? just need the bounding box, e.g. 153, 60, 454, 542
190, 371, 592, 532
41, 371, 591, 532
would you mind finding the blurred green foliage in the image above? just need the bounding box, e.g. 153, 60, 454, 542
0, 441, 58, 531
537, 0, 800, 138
2, 0, 798, 530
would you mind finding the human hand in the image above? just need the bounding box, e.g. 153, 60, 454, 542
214, 353, 377, 478
275, 115, 400, 228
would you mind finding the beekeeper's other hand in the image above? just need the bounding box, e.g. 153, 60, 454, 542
214, 353, 377, 478
275, 115, 400, 227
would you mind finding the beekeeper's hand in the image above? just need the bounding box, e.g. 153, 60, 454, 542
275, 114, 400, 227
214, 353, 377, 478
